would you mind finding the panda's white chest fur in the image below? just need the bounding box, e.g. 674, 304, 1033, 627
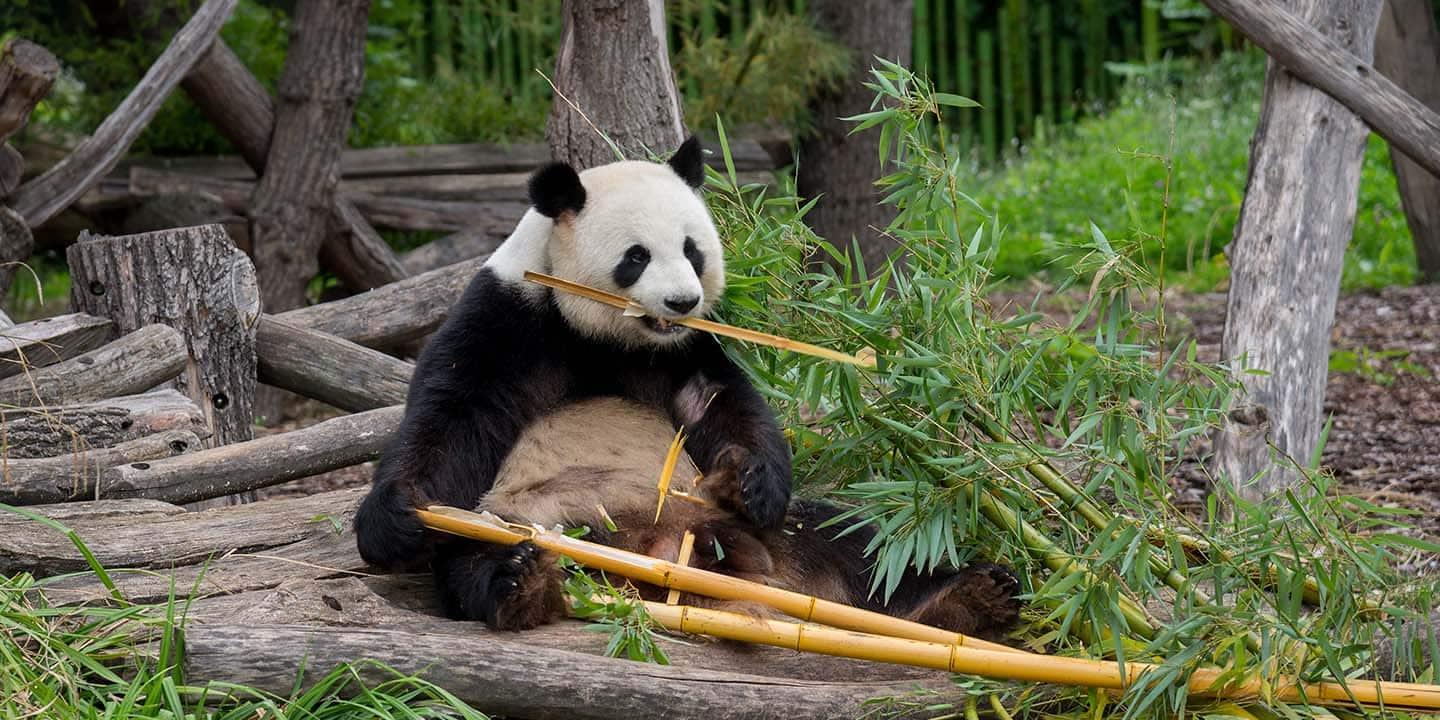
480, 397, 702, 531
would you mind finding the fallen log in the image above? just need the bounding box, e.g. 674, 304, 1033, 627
8, 0, 239, 228
0, 313, 115, 380
0, 205, 32, 295
0, 486, 365, 576
1201, 0, 1440, 178
117, 137, 778, 181
0, 389, 209, 459
93, 406, 401, 506
0, 430, 201, 505
0, 324, 187, 407
185, 623, 963, 720
277, 255, 485, 350
255, 316, 411, 411
401, 226, 500, 273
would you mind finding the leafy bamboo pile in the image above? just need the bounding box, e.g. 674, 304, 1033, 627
693, 66, 1439, 717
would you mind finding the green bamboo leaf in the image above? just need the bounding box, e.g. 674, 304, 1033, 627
934, 92, 980, 108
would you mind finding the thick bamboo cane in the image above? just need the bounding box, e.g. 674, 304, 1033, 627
416, 505, 1020, 654
639, 601, 1440, 711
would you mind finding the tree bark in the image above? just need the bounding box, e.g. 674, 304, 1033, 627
0, 324, 188, 407
1374, 0, 1440, 282
1199, 0, 1440, 178
0, 205, 33, 295
1213, 0, 1383, 506
8, 0, 238, 228
547, 0, 686, 168
0, 389, 208, 459
797, 0, 912, 273
248, 0, 370, 314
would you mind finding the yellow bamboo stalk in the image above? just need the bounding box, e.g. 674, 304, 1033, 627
639, 601, 1440, 711
524, 271, 877, 369
416, 505, 1021, 654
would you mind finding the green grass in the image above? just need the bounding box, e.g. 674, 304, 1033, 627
955, 51, 1416, 291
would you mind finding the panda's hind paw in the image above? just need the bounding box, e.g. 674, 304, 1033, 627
440, 542, 565, 630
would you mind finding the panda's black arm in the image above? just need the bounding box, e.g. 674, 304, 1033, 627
666, 339, 793, 529
355, 270, 565, 569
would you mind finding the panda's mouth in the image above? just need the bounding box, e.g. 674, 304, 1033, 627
641, 316, 690, 336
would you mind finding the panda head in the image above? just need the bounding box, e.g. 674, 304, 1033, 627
529, 137, 723, 349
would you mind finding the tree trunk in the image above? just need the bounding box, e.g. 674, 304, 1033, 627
0, 38, 59, 143
248, 0, 370, 314
1374, 0, 1440, 282
546, 0, 685, 168
797, 0, 913, 274
1213, 0, 1383, 506
67, 225, 261, 507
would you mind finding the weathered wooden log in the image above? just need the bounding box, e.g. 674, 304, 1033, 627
1374, 0, 1440, 281
185, 623, 960, 720
0, 486, 366, 576
0, 205, 32, 295
0, 389, 209, 459
94, 406, 401, 506
1200, 0, 1440, 178
8, 0, 238, 228
401, 226, 501, 274
124, 167, 525, 233
1213, 0, 1383, 504
277, 256, 485, 350
322, 196, 410, 291
255, 316, 411, 411
0, 313, 116, 381
0, 430, 200, 505
0, 324, 187, 407
118, 138, 776, 181
0, 39, 59, 143
68, 226, 259, 440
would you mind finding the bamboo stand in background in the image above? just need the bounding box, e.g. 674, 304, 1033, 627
419, 505, 1440, 712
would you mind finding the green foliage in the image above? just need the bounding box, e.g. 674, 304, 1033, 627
562, 556, 674, 664
675, 9, 851, 134
703, 66, 1437, 717
954, 51, 1416, 291
1329, 347, 1433, 387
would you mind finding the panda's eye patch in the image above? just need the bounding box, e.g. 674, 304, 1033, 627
683, 236, 705, 276
614, 244, 651, 288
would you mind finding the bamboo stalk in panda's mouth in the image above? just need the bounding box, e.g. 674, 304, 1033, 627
523, 271, 878, 369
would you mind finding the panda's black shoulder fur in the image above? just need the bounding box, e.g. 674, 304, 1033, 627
355, 266, 792, 570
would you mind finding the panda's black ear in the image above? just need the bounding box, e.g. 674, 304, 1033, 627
667, 136, 705, 189
528, 162, 587, 218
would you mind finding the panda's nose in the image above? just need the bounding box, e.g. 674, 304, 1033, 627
664, 295, 700, 315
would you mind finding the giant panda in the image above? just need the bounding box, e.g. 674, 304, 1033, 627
354, 137, 1023, 637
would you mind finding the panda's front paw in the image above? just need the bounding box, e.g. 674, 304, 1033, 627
707, 445, 791, 528
355, 482, 428, 570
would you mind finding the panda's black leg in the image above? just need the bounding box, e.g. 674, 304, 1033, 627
433, 540, 566, 630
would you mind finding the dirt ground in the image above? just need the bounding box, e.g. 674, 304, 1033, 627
260, 284, 1440, 563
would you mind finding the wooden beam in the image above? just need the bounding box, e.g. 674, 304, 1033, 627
0, 324, 187, 407
0, 205, 32, 295
0, 313, 116, 381
8, 0, 239, 228
0, 430, 201, 505
1212, 0, 1383, 503
401, 226, 500, 273
93, 406, 402, 506
1200, 0, 1440, 178
255, 316, 411, 411
184, 623, 965, 720
276, 255, 486, 350
0, 389, 209, 459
